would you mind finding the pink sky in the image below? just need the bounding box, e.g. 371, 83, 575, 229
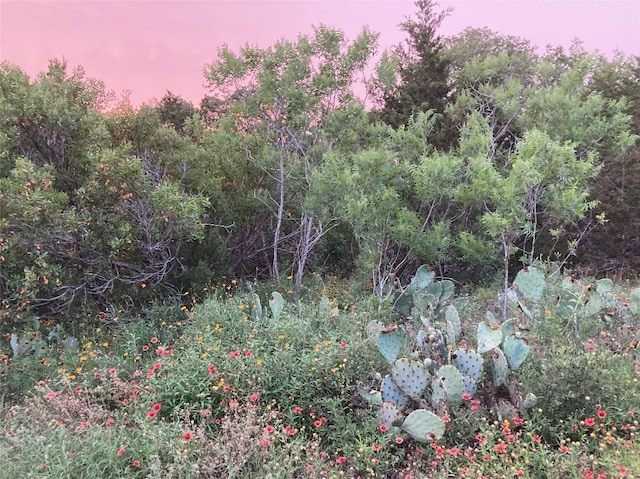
1, 1, 639, 106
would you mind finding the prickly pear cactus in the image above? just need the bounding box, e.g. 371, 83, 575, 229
631, 288, 640, 316
431, 365, 465, 407
514, 266, 545, 302
452, 348, 484, 396
502, 334, 530, 370
444, 305, 461, 346
250, 293, 263, 321
269, 291, 284, 320
10, 332, 47, 358
395, 266, 435, 316
376, 326, 404, 364
580, 290, 603, 318
360, 388, 383, 406
401, 409, 444, 443
382, 375, 408, 409
391, 358, 430, 400
522, 392, 538, 409
490, 348, 509, 387
477, 321, 503, 354
379, 401, 401, 430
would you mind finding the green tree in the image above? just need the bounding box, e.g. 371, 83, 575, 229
578, 54, 640, 274
374, 0, 452, 144
440, 39, 635, 305
155, 90, 196, 134
204, 25, 379, 292
0, 61, 210, 321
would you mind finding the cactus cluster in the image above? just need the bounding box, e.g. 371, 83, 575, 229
249, 291, 285, 321
9, 321, 79, 359
364, 266, 537, 443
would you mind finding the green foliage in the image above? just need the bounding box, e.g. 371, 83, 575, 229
0, 61, 211, 321
374, 0, 454, 147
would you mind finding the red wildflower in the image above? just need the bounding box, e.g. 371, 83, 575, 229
559, 445, 569, 453
340, 342, 347, 348
532, 434, 542, 443
585, 417, 596, 427
244, 350, 252, 357
264, 425, 274, 433
379, 424, 388, 432
142, 345, 149, 352
152, 403, 162, 412
336, 456, 347, 464
182, 431, 192, 442
293, 406, 303, 414
597, 410, 607, 419
230, 350, 240, 358
132, 460, 140, 467
117, 447, 126, 456
314, 420, 323, 428
153, 362, 162, 370
462, 392, 472, 401
395, 437, 404, 444
249, 393, 259, 402
150, 337, 158, 344
372, 444, 382, 452
515, 470, 524, 477
147, 410, 157, 419
494, 443, 507, 453
208, 364, 216, 374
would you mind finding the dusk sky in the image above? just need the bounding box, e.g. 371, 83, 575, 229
1, 1, 639, 106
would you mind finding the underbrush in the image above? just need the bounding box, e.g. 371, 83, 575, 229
1, 272, 639, 478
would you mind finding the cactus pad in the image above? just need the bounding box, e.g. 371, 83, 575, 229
401, 409, 444, 443
444, 305, 461, 346
522, 392, 538, 409
580, 290, 603, 318
514, 266, 545, 302
382, 375, 408, 409
631, 288, 640, 316
452, 348, 484, 396
477, 321, 503, 354
431, 365, 465, 407
595, 279, 613, 293
490, 347, 509, 387
379, 401, 401, 430
269, 291, 284, 320
376, 327, 404, 364
359, 388, 383, 407
250, 293, 263, 320
391, 358, 430, 400
502, 334, 530, 370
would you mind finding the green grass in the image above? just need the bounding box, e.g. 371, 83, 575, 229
1, 275, 639, 478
